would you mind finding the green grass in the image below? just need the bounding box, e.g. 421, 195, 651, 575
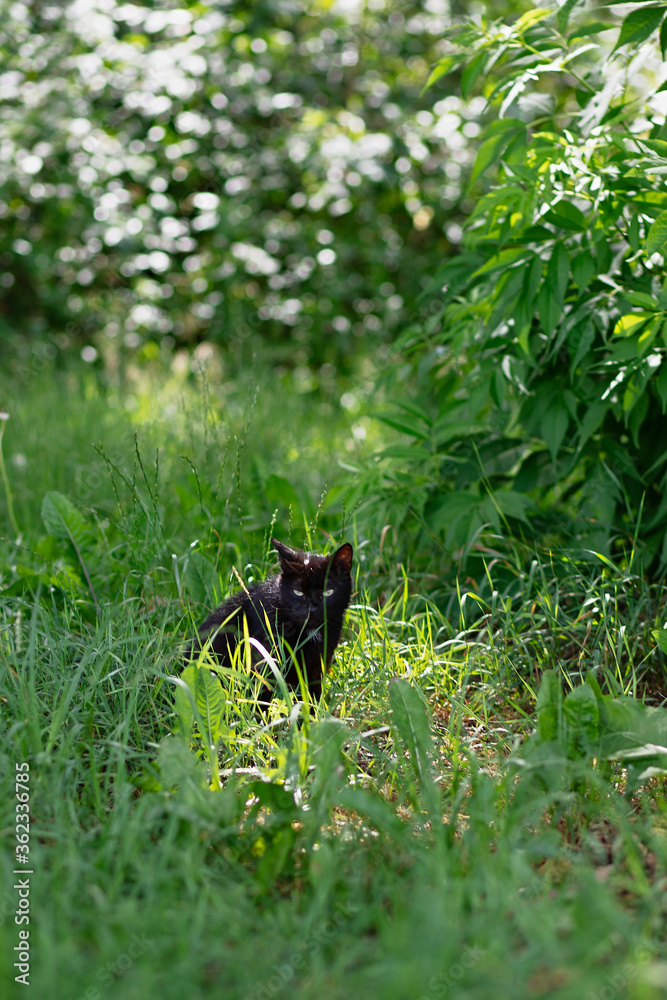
2, 360, 667, 1000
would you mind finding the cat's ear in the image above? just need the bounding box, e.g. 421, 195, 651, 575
330, 542, 353, 573
272, 538, 302, 568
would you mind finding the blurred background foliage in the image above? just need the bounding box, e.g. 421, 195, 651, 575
0, 0, 489, 376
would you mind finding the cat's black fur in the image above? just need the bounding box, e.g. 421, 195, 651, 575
189, 539, 353, 700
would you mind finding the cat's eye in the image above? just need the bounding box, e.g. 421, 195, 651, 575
324, 588, 334, 597
293, 589, 304, 597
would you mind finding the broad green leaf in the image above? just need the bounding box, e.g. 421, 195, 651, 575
646, 208, 667, 254
491, 489, 533, 523
543, 200, 587, 232
585, 674, 605, 707
504, 162, 539, 183
532, 131, 568, 147
375, 444, 433, 461
638, 138, 667, 158
308, 720, 349, 807
478, 495, 501, 531
41, 491, 91, 550
600, 698, 667, 758
263, 474, 302, 512
632, 190, 667, 213
571, 250, 595, 290
389, 679, 439, 816
40, 491, 96, 604
628, 387, 649, 446
423, 56, 457, 92
540, 396, 569, 463
525, 254, 543, 304
552, 242, 570, 301
374, 412, 430, 440
568, 21, 615, 41
486, 265, 525, 334
472, 246, 527, 277
434, 421, 488, 447
195, 665, 230, 747
173, 665, 197, 737
577, 400, 608, 450
612, 5, 666, 53
656, 357, 667, 411
518, 324, 531, 355
156, 736, 209, 793
536, 670, 562, 743
613, 312, 652, 337
537, 243, 570, 337
183, 550, 214, 604
625, 290, 658, 309
514, 7, 552, 33
563, 683, 599, 758
175, 662, 230, 747
49, 564, 84, 594
471, 121, 526, 184
569, 318, 595, 374
652, 628, 667, 654
422, 250, 484, 295
393, 399, 433, 426
637, 316, 661, 356
253, 827, 297, 892
562, 389, 578, 419
461, 51, 487, 99
637, 704, 667, 747
426, 490, 477, 536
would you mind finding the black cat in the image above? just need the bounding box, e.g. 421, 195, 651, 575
189, 539, 353, 700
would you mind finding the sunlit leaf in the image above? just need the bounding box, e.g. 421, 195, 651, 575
612, 5, 666, 53
653, 628, 667, 653
423, 56, 458, 91
646, 209, 667, 253
513, 8, 553, 33
612, 312, 652, 337
472, 247, 527, 277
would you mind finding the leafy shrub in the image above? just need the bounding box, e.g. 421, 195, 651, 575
517, 669, 667, 797
363, 2, 667, 578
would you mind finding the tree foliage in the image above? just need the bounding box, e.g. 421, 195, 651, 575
363, 1, 667, 577
0, 0, 473, 372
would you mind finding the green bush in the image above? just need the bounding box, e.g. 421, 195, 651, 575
362, 2, 667, 578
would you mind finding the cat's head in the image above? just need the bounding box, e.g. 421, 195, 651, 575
272, 538, 353, 624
